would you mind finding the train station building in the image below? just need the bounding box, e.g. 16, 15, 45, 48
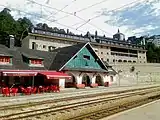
0, 40, 117, 89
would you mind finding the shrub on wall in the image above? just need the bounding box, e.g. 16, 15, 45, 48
130, 66, 135, 72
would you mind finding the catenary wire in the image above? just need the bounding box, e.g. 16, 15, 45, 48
76, 0, 147, 30
25, 0, 147, 36
56, 0, 111, 21
0, 4, 86, 34
25, 0, 113, 35
47, 0, 78, 20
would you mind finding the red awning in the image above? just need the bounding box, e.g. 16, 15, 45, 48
1, 70, 38, 76
38, 71, 71, 79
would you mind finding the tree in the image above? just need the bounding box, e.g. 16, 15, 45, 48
17, 17, 33, 40
0, 8, 33, 46
0, 8, 17, 35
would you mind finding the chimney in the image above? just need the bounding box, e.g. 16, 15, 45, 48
67, 29, 69, 34
95, 31, 98, 37
7, 35, 15, 48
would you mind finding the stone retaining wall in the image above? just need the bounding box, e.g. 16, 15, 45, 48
110, 63, 160, 86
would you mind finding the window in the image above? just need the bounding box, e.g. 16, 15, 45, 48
0, 56, 11, 64
128, 60, 132, 63
43, 45, 46, 49
31, 60, 42, 64
107, 53, 109, 55
113, 59, 115, 62
107, 59, 109, 62
83, 55, 90, 60
101, 52, 103, 54
118, 60, 122, 62
101, 58, 104, 61
95, 50, 98, 52
110, 76, 114, 82
32, 42, 36, 49
101, 46, 103, 48
48, 46, 56, 52
123, 60, 127, 62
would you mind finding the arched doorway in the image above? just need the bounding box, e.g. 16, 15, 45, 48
110, 76, 114, 82
65, 73, 76, 88
95, 75, 104, 86
82, 74, 91, 87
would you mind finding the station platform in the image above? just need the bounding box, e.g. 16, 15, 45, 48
102, 97, 160, 120
0, 83, 159, 107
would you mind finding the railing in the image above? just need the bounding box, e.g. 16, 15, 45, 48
32, 30, 146, 50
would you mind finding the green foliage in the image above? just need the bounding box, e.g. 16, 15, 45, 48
0, 8, 33, 46
146, 42, 160, 63
0, 8, 159, 64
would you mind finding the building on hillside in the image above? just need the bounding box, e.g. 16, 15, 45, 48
22, 27, 147, 64
128, 36, 146, 46
145, 35, 160, 47
0, 37, 116, 89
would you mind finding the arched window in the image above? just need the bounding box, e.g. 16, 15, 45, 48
118, 59, 122, 62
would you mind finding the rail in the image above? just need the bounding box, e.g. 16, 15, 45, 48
1, 86, 160, 120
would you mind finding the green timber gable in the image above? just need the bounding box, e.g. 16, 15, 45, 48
65, 46, 103, 70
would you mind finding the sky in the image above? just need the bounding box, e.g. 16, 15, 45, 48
0, 0, 160, 38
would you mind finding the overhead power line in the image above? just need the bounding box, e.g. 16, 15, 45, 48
26, 0, 74, 16
25, 0, 146, 35
57, 0, 111, 21
25, 0, 113, 35
21, 0, 146, 36
75, 0, 146, 30
76, 0, 110, 13
88, 0, 146, 22
0, 4, 85, 34
47, 0, 78, 20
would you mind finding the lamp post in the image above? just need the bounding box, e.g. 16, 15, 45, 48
136, 71, 140, 85
117, 70, 122, 86
20, 26, 30, 41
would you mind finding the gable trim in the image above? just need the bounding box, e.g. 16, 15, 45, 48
59, 42, 108, 71
88, 42, 108, 70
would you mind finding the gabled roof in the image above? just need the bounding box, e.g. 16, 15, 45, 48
0, 43, 116, 75
22, 52, 44, 60
18, 47, 56, 70
0, 45, 56, 70
50, 42, 108, 72
49, 43, 86, 70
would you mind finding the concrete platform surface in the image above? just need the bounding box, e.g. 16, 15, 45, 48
103, 99, 160, 120
0, 84, 159, 106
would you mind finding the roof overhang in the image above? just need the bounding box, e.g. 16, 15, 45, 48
0, 70, 38, 76
38, 71, 71, 79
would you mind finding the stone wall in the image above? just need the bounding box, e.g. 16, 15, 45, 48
110, 63, 160, 86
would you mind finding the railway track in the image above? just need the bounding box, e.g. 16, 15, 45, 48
69, 92, 160, 120
0, 85, 158, 111
1, 86, 160, 120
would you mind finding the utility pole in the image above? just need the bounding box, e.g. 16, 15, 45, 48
118, 70, 122, 86
136, 71, 140, 85
149, 73, 152, 84
20, 27, 30, 41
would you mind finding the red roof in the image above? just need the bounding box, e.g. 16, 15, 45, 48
0, 70, 71, 79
